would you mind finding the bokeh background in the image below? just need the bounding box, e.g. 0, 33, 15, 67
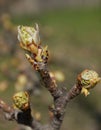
0, 0, 101, 130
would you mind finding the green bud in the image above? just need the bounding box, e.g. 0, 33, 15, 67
13, 91, 30, 110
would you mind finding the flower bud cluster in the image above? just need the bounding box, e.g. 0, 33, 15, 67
18, 24, 49, 70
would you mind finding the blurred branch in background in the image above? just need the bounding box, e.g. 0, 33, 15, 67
0, 0, 101, 16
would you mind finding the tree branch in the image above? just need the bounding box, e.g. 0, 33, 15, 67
16, 24, 100, 130
38, 67, 82, 130
1, 24, 100, 130
0, 98, 43, 130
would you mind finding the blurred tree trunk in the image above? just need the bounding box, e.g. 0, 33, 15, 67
0, 0, 18, 15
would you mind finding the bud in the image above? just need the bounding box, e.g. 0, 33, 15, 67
12, 91, 30, 110
18, 24, 49, 69
77, 69, 101, 96
17, 24, 40, 54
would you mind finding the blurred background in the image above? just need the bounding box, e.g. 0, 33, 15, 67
0, 0, 101, 130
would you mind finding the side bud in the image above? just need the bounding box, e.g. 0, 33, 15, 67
12, 91, 30, 111
77, 69, 101, 96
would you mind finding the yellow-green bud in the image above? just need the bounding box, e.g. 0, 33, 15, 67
17, 24, 40, 53
77, 69, 101, 96
13, 91, 30, 110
